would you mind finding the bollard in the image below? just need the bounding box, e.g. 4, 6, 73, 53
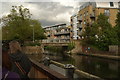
43, 57, 50, 66
65, 64, 75, 80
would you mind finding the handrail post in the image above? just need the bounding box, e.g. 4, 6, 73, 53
65, 64, 75, 80
43, 57, 50, 66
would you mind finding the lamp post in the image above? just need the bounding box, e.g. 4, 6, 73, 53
30, 25, 34, 42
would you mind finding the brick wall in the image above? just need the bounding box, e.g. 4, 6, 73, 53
22, 46, 43, 54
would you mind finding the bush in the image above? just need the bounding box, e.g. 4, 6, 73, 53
67, 42, 75, 51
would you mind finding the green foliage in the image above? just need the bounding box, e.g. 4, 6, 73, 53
115, 11, 120, 27
2, 5, 46, 41
82, 13, 119, 51
67, 42, 75, 51
115, 12, 120, 45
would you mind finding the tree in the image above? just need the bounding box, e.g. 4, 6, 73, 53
67, 42, 75, 54
2, 5, 46, 42
82, 13, 118, 51
115, 11, 120, 45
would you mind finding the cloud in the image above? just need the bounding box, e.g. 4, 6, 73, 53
1, 2, 79, 27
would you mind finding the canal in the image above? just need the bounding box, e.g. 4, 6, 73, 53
58, 54, 119, 79
28, 53, 120, 79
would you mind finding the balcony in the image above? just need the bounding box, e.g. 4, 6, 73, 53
77, 16, 82, 22
54, 31, 70, 36
90, 13, 95, 19
77, 23, 82, 29
78, 31, 82, 36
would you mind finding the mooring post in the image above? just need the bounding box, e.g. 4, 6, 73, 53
65, 64, 75, 80
43, 57, 50, 66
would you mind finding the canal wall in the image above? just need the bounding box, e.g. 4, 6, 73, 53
109, 45, 120, 56
22, 46, 43, 54
71, 40, 82, 54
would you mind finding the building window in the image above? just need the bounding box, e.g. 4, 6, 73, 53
104, 9, 110, 16
110, 2, 114, 7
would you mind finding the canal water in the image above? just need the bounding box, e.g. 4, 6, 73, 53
58, 54, 119, 79
28, 53, 120, 79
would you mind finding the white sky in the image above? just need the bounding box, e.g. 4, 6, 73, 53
0, 0, 119, 27
0, 2, 80, 27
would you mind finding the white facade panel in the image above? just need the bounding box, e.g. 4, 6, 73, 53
96, 2, 119, 8
72, 15, 78, 40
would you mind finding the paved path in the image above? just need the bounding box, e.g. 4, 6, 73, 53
78, 53, 120, 61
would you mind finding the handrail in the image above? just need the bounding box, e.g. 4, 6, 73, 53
50, 60, 65, 68
75, 69, 103, 79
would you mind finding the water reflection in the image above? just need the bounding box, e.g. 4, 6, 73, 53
56, 54, 119, 79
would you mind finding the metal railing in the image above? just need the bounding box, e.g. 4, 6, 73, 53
54, 31, 70, 35
90, 13, 95, 18
42, 39, 70, 43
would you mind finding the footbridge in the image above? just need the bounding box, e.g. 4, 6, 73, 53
41, 39, 70, 47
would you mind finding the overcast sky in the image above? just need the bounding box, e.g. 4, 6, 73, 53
0, 0, 119, 27
0, 1, 82, 27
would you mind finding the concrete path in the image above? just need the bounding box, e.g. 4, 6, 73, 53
78, 53, 120, 61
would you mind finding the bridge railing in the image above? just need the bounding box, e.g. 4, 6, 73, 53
42, 39, 70, 43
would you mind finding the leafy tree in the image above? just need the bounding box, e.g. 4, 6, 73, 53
82, 13, 118, 51
115, 11, 120, 45
2, 5, 46, 42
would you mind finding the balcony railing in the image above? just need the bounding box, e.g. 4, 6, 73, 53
54, 31, 70, 36
78, 31, 82, 36
90, 13, 95, 18
77, 24, 82, 28
77, 16, 82, 22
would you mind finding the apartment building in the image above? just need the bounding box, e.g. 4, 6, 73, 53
119, 1, 120, 8
71, 2, 120, 40
43, 23, 70, 43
